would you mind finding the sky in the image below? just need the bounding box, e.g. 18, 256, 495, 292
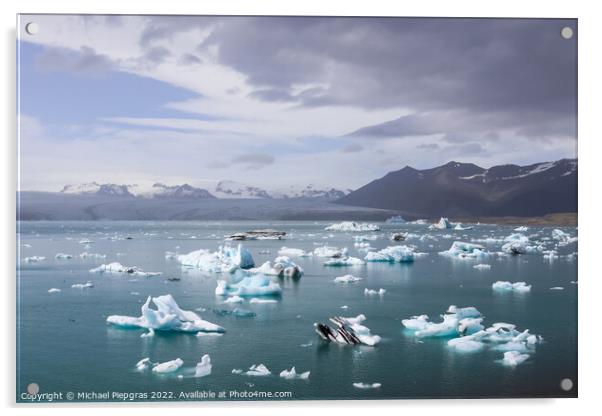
18, 15, 577, 192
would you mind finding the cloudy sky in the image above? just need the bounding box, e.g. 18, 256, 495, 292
18, 15, 577, 192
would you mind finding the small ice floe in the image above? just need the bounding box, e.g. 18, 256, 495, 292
226, 229, 286, 241
341, 305, 349, 309
402, 306, 483, 338
48, 288, 61, 294
454, 223, 473, 231
278, 247, 311, 257
89, 262, 161, 277
447, 336, 485, 353
164, 251, 177, 260
334, 274, 363, 284
472, 264, 491, 271
501, 233, 541, 255
107, 294, 225, 334
23, 256, 45, 263
353, 382, 381, 389
492, 281, 531, 293
248, 256, 303, 278
550, 286, 565, 290
570, 281, 578, 284
280, 367, 310, 380
21, 243, 32, 248
390, 233, 406, 242
314, 314, 381, 346
249, 298, 278, 304
177, 244, 255, 273
542, 250, 559, 261
79, 239, 94, 244
430, 217, 453, 230
54, 253, 73, 260
300, 342, 313, 347
552, 229, 578, 246
141, 328, 155, 338
258, 250, 271, 255
223, 295, 244, 304
364, 288, 386, 296
514, 226, 529, 232
79, 252, 106, 260
325, 222, 380, 232
439, 242, 489, 260
71, 281, 94, 289
501, 351, 530, 367
364, 245, 415, 263
386, 215, 405, 224
194, 355, 212, 378
215, 275, 282, 297
135, 357, 151, 371
313, 246, 348, 258
233, 364, 271, 376
323, 256, 365, 267
152, 358, 184, 374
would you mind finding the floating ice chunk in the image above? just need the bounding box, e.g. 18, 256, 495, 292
249, 298, 278, 304
55, 253, 73, 259
79, 252, 106, 259
550, 286, 564, 290
551, 229, 577, 246
278, 247, 311, 257
135, 357, 151, 371
325, 222, 380, 232
447, 336, 485, 353
313, 246, 348, 258
194, 355, 212, 378
323, 256, 365, 267
107, 294, 225, 333
227, 229, 286, 241
353, 382, 382, 389
314, 315, 381, 346
430, 217, 452, 230
401, 315, 430, 331
446, 305, 482, 319
152, 358, 183, 373
48, 288, 61, 294
542, 250, 559, 261
279, 367, 310, 380
365, 245, 415, 263
492, 281, 531, 293
364, 288, 386, 296
514, 226, 529, 232
215, 275, 282, 297
501, 351, 530, 366
473, 264, 491, 270
454, 223, 473, 231
386, 215, 406, 224
249, 256, 303, 278
403, 306, 482, 338
177, 244, 254, 273
165, 251, 177, 260
23, 256, 45, 263
501, 233, 541, 255
243, 364, 271, 376
440, 242, 489, 259
71, 281, 94, 289
355, 234, 379, 242
334, 274, 363, 284
141, 328, 155, 338
79, 239, 94, 244
89, 262, 161, 277
223, 295, 244, 304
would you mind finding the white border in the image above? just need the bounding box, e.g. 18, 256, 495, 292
2, 1, 601, 415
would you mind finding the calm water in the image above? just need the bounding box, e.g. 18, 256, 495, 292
16, 221, 578, 402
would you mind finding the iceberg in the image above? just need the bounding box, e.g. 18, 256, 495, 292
135, 357, 151, 371
334, 274, 362, 283
194, 354, 212, 378
454, 223, 473, 231
48, 288, 61, 294
440, 242, 489, 259
107, 294, 225, 333
215, 275, 282, 297
233, 364, 271, 376
364, 245, 415, 263
492, 281, 532, 293
278, 247, 311, 257
23, 256, 45, 263
501, 351, 530, 366
514, 226, 529, 232
447, 336, 485, 353
55, 253, 73, 259
223, 295, 244, 304
325, 222, 380, 232
314, 314, 381, 346
313, 246, 347, 258
550, 286, 564, 290
72, 281, 94, 289
152, 358, 184, 374
89, 262, 161, 277
501, 233, 541, 255
473, 264, 491, 270
402, 305, 483, 338
551, 229, 577, 246
249, 256, 303, 278
177, 244, 255, 273
385, 215, 406, 224
79, 252, 106, 259
226, 229, 286, 241
364, 288, 386, 296
249, 298, 278, 304
430, 217, 452, 230
353, 382, 382, 389
279, 367, 310, 380
323, 256, 365, 267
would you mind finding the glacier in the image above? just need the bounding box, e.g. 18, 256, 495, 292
325, 222, 380, 232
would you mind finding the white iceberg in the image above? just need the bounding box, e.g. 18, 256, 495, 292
194, 354, 212, 378
23, 256, 45, 263
440, 242, 489, 259
135, 357, 151, 371
492, 281, 532, 293
278, 247, 311, 257
107, 294, 225, 333
313, 246, 348, 258
249, 298, 278, 304
325, 222, 380, 232
323, 256, 365, 267
55, 253, 73, 259
249, 256, 303, 278
234, 364, 271, 376
177, 244, 254, 273
447, 336, 485, 353
215, 275, 282, 297
72, 281, 94, 289
89, 262, 161, 277
79, 252, 106, 259
473, 264, 491, 270
551, 229, 577, 246
501, 233, 541, 255
334, 274, 363, 283
454, 223, 473, 231
402, 305, 483, 338
353, 382, 382, 389
364, 288, 386, 296
279, 367, 310, 380
48, 288, 61, 294
550, 286, 564, 290
501, 351, 530, 366
223, 295, 244, 304
430, 217, 452, 229
514, 226, 529, 232
152, 358, 184, 374
364, 245, 415, 263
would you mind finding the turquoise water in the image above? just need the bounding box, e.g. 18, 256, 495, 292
17, 221, 578, 402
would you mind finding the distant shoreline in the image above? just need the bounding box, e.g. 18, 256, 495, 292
453, 213, 577, 226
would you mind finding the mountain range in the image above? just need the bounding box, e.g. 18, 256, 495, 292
336, 159, 577, 218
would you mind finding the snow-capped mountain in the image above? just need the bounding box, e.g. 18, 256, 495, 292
143, 183, 215, 199
60, 182, 134, 197
337, 159, 577, 217
213, 180, 272, 199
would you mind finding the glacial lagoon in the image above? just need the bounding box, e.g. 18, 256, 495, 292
17, 220, 577, 401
